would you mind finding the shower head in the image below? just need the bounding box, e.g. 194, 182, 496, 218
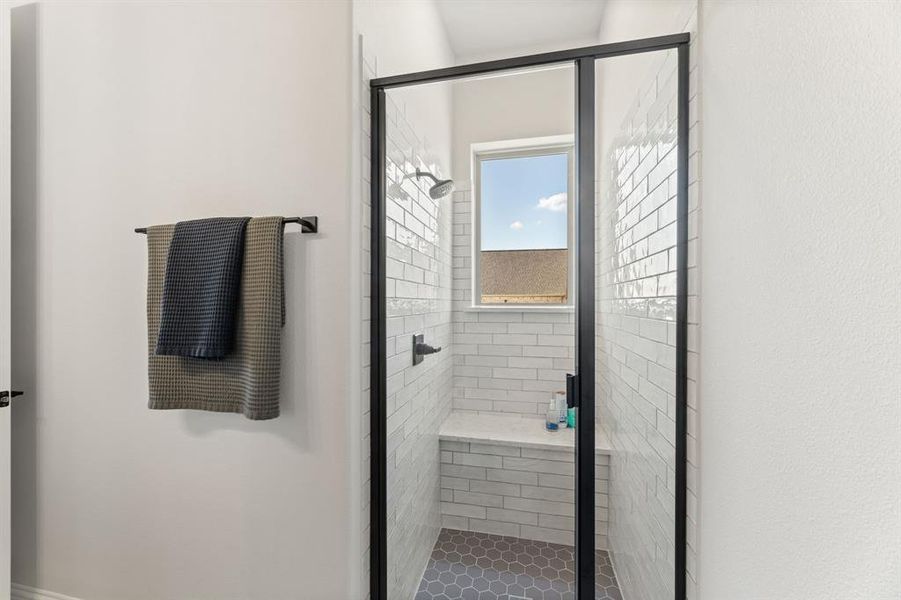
415, 168, 455, 199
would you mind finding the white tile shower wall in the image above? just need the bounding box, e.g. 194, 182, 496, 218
451, 189, 575, 417
595, 15, 700, 599
438, 440, 611, 550
360, 55, 455, 600
685, 13, 700, 598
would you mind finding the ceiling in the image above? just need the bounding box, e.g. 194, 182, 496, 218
435, 0, 606, 62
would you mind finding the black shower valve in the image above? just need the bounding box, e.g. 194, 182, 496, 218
412, 334, 442, 365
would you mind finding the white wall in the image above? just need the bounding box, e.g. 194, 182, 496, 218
450, 68, 577, 419
0, 2, 12, 593
698, 2, 901, 598
353, 0, 454, 172
452, 67, 574, 185
11, 2, 355, 599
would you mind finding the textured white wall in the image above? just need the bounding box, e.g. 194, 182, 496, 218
10, 2, 355, 599
698, 2, 901, 598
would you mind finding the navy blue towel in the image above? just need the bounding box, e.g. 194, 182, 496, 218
155, 217, 251, 359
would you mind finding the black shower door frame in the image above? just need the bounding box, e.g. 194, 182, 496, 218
370, 33, 690, 600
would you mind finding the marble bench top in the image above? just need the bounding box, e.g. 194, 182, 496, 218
439, 411, 612, 454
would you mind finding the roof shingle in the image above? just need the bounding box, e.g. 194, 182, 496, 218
480, 249, 568, 302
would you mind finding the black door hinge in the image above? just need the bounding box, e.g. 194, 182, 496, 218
0, 390, 24, 408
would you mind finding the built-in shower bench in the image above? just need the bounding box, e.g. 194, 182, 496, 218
438, 412, 611, 549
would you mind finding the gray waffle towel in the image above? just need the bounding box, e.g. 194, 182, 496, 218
156, 217, 251, 358
146, 217, 285, 420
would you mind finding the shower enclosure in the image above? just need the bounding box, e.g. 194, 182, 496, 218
370, 34, 690, 600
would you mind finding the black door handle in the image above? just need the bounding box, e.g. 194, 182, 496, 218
0, 390, 24, 409
566, 374, 578, 409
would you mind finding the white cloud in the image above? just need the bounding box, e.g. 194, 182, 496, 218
535, 192, 567, 212
510, 220, 524, 230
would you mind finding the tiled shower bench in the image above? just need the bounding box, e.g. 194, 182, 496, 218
439, 412, 611, 550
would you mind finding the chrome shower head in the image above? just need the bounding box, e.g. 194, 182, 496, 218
415, 168, 455, 199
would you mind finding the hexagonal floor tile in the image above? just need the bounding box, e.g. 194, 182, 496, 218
414, 529, 622, 600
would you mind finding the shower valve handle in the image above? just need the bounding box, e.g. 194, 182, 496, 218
412, 334, 442, 365
415, 342, 442, 355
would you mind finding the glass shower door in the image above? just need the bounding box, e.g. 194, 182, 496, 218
590, 46, 688, 600
370, 34, 689, 600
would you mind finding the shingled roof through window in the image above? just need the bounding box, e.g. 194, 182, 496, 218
480, 249, 568, 304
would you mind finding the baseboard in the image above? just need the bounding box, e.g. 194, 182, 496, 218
11, 583, 83, 600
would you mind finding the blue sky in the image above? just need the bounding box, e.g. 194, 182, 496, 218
480, 152, 569, 251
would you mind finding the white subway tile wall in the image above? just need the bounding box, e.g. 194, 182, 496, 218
361, 52, 373, 600
685, 13, 700, 598
451, 189, 576, 417
595, 23, 699, 598
361, 53, 455, 600
438, 440, 610, 549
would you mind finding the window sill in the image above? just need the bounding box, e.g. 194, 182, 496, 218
464, 304, 575, 314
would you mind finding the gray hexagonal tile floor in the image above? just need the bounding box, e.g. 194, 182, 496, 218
414, 529, 621, 600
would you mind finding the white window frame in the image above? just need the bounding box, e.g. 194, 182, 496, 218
470, 135, 576, 311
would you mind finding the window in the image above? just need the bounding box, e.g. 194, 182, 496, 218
473, 137, 574, 307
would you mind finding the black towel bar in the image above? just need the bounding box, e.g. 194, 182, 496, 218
134, 216, 318, 235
